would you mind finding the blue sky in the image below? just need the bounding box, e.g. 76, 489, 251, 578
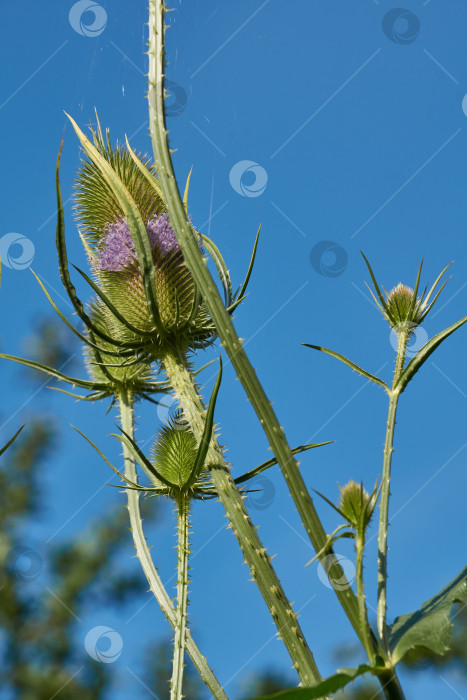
1, 1, 467, 698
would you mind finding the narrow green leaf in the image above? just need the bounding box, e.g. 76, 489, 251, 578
72, 425, 147, 490
30, 269, 135, 358
113, 427, 175, 489
233, 224, 261, 304
49, 387, 108, 401
407, 259, 423, 320
389, 566, 467, 663
234, 442, 332, 486
249, 664, 375, 699
66, 115, 165, 335
303, 344, 389, 391
396, 315, 467, 393
55, 141, 139, 351
183, 166, 193, 212
0, 354, 107, 390
0, 425, 24, 457
200, 234, 233, 307
361, 252, 390, 317
125, 135, 165, 202
185, 357, 223, 490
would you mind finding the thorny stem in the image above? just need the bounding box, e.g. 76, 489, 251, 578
162, 349, 323, 688
117, 388, 228, 700
148, 0, 367, 657
355, 533, 374, 664
377, 330, 407, 651
171, 493, 190, 700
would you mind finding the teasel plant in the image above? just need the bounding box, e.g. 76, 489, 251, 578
0, 102, 329, 695
2, 0, 466, 696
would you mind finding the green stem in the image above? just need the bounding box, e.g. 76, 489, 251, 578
117, 388, 228, 700
162, 349, 323, 687
148, 0, 365, 652
355, 533, 374, 664
377, 330, 407, 651
171, 494, 190, 700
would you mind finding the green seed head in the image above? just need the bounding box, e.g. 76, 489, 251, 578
363, 254, 452, 337
151, 419, 209, 492
338, 480, 374, 532
384, 283, 423, 334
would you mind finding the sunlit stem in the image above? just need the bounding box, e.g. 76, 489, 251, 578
118, 388, 228, 700
355, 532, 375, 664
147, 0, 368, 658
161, 348, 323, 687
171, 493, 190, 700
377, 330, 408, 650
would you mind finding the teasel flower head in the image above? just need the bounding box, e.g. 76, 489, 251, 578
59, 113, 258, 361
338, 480, 378, 534
362, 253, 451, 336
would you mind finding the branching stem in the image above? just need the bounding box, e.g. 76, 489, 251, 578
118, 388, 228, 700
162, 349, 323, 687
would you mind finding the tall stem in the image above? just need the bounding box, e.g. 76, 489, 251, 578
117, 388, 228, 700
171, 494, 190, 700
377, 331, 407, 650
148, 0, 366, 652
355, 533, 374, 664
162, 349, 323, 687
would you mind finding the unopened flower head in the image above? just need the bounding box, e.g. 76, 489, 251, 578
384, 283, 423, 334
362, 254, 451, 337
338, 480, 373, 531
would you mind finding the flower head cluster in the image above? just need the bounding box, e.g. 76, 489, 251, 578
97, 213, 179, 272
